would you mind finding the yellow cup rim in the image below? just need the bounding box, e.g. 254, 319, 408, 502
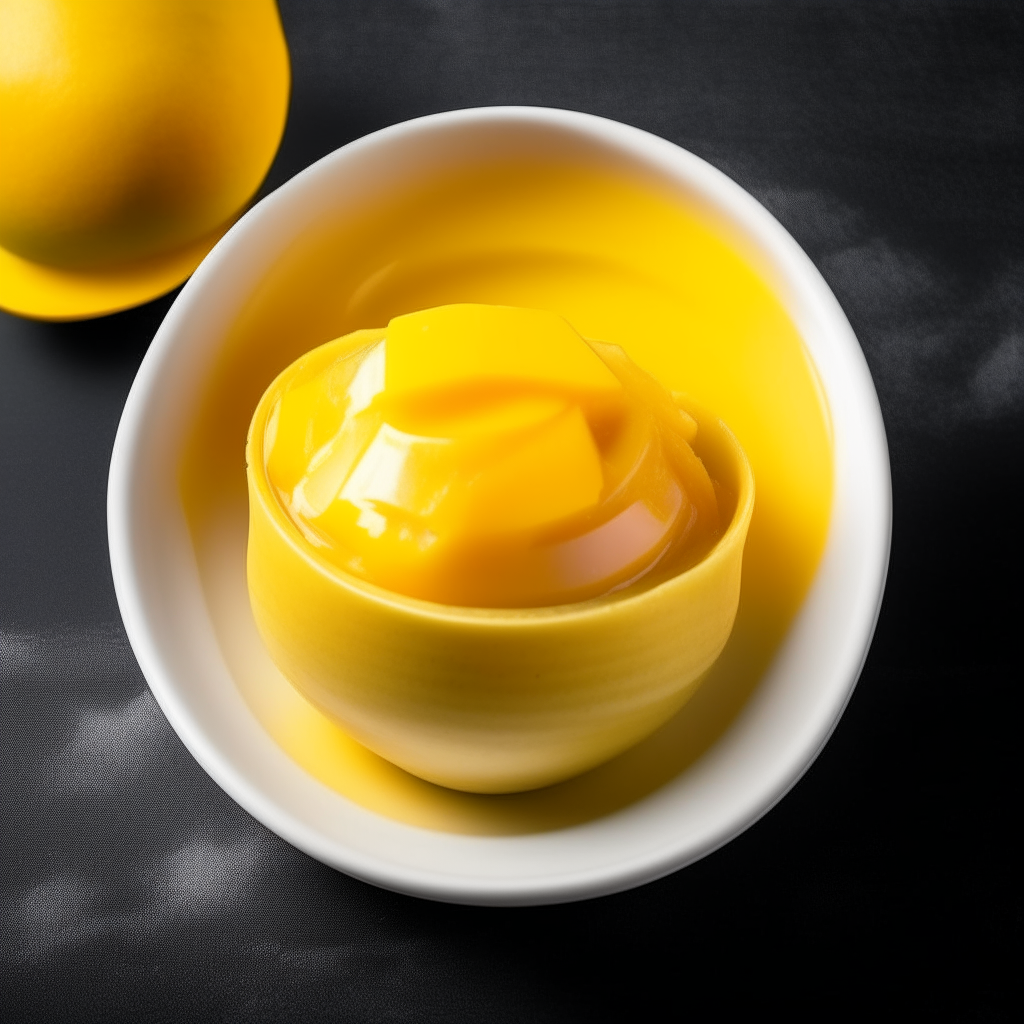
246, 339, 755, 628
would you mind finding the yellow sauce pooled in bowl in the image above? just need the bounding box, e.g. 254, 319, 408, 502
260, 303, 721, 607
182, 159, 832, 823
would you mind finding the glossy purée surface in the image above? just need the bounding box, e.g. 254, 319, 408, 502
255, 305, 720, 607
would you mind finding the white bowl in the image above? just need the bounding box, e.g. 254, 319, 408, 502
108, 107, 890, 906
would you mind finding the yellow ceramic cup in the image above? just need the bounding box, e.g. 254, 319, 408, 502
246, 339, 754, 794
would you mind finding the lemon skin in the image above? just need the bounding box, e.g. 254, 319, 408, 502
0, 0, 290, 270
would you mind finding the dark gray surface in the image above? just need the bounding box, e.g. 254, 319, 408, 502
1, 2, 1020, 1019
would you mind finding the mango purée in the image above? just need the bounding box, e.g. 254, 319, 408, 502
260, 303, 723, 608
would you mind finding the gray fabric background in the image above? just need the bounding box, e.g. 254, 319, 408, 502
1, 2, 1019, 1019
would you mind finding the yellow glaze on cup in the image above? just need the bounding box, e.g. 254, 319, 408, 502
246, 311, 753, 793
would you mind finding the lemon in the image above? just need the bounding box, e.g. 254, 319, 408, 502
0, 0, 289, 318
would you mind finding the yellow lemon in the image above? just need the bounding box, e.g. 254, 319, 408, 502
0, 0, 290, 319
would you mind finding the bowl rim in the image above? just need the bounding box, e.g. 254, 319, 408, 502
245, 328, 757, 625
108, 104, 891, 905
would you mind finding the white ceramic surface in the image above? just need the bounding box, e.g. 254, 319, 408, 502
107, 106, 891, 906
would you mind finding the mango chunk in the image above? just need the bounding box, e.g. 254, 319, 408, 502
385, 305, 622, 409
458, 405, 604, 538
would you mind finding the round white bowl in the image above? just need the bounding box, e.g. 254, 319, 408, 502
108, 106, 890, 906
